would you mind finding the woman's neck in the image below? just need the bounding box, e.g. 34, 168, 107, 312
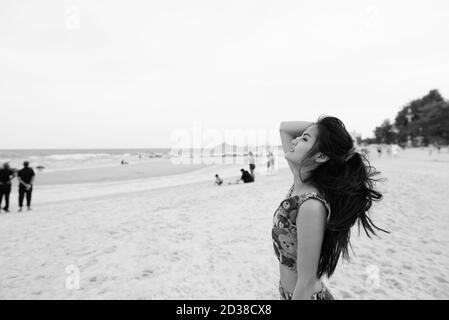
292, 171, 315, 194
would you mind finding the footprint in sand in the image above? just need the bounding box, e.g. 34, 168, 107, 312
386, 278, 402, 289
373, 287, 386, 295
104, 245, 117, 254
354, 288, 368, 296
339, 290, 352, 299
402, 264, 412, 270
141, 269, 154, 277
434, 276, 447, 283
169, 251, 181, 262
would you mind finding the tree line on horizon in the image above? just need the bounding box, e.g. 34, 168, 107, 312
363, 89, 449, 146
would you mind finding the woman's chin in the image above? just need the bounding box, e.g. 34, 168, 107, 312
284, 152, 294, 162
285, 153, 302, 164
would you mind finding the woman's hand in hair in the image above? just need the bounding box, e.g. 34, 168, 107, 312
280, 121, 313, 174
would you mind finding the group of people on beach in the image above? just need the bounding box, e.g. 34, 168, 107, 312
214, 168, 253, 186
214, 150, 275, 186
0, 161, 35, 213
375, 144, 401, 158
248, 151, 276, 178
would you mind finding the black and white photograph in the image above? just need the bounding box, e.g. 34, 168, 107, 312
1, 0, 448, 301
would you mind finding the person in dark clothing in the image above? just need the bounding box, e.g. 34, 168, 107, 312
17, 161, 35, 211
0, 162, 15, 213
238, 169, 254, 183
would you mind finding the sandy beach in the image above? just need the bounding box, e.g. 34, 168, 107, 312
0, 148, 448, 299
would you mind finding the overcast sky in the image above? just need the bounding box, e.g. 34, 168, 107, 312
1, 0, 449, 149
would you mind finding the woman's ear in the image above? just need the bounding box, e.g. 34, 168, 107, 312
315, 152, 329, 163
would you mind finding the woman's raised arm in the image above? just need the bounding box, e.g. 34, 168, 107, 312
280, 121, 313, 173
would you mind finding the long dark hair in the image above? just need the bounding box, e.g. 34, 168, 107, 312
299, 115, 389, 278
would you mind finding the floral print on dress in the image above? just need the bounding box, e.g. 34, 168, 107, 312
273, 185, 334, 300
272, 186, 331, 272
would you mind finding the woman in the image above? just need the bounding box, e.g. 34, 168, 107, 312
248, 151, 256, 180
269, 152, 275, 174
266, 152, 272, 176
272, 116, 388, 300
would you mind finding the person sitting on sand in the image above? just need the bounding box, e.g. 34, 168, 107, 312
229, 169, 254, 184
274, 116, 388, 300
238, 168, 254, 183
214, 174, 223, 186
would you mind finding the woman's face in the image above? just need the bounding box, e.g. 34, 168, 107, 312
285, 125, 319, 164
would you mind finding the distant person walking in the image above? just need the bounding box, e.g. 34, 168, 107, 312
17, 161, 35, 211
428, 144, 435, 156
248, 151, 256, 180
266, 152, 272, 176
391, 144, 400, 158
0, 162, 15, 213
267, 152, 275, 176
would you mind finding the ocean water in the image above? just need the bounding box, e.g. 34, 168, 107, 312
0, 149, 171, 172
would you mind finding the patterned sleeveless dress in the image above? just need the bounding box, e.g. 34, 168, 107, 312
272, 185, 335, 300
